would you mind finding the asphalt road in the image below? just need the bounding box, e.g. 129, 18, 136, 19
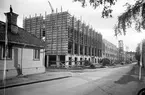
1, 63, 145, 95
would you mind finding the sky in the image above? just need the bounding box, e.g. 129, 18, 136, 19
0, 0, 145, 52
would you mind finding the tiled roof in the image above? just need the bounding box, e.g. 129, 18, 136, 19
0, 21, 45, 48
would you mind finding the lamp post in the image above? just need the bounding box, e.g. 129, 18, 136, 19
3, 12, 8, 95
139, 41, 142, 80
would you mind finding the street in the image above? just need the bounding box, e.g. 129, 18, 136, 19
0, 63, 145, 95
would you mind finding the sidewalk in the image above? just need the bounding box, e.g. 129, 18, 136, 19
0, 72, 72, 89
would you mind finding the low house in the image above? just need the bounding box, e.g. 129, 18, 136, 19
0, 7, 46, 79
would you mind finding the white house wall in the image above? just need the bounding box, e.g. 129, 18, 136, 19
0, 48, 18, 79
22, 48, 45, 75
0, 47, 45, 80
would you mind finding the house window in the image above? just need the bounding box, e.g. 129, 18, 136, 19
33, 49, 40, 60
0, 45, 12, 59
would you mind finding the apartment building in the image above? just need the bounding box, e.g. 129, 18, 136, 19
102, 39, 118, 63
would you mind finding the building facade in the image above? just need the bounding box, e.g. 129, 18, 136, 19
102, 39, 118, 63
118, 40, 125, 62
23, 11, 103, 67
0, 8, 45, 79
126, 51, 136, 62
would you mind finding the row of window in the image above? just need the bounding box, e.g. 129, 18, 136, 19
0, 45, 40, 60
68, 57, 102, 65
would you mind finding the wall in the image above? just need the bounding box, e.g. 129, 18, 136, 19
22, 48, 45, 75
0, 48, 17, 79
103, 39, 118, 62
0, 47, 45, 80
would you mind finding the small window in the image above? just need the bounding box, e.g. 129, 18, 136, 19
0, 45, 12, 60
33, 49, 40, 60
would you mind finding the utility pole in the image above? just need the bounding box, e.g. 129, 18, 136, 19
139, 1, 145, 80
3, 11, 8, 95
139, 41, 142, 80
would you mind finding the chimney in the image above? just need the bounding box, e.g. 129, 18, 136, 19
4, 5, 18, 34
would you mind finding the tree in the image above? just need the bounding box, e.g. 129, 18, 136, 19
115, 0, 145, 36
73, 0, 117, 18
73, 0, 145, 35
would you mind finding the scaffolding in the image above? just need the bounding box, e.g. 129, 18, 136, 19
23, 11, 103, 67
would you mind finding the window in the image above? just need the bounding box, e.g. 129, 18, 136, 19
69, 57, 72, 65
33, 49, 40, 60
0, 45, 12, 59
42, 30, 45, 37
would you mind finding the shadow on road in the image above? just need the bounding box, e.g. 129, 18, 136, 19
115, 64, 145, 85
114, 75, 139, 84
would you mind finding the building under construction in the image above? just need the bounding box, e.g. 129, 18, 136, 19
23, 11, 102, 68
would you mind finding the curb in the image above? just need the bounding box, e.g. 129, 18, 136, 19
0, 76, 71, 89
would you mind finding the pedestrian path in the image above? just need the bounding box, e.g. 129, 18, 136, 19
0, 72, 72, 89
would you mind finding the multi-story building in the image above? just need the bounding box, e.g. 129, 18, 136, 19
23, 11, 103, 67
102, 39, 118, 63
118, 40, 125, 62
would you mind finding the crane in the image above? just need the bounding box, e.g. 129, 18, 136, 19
48, 1, 54, 13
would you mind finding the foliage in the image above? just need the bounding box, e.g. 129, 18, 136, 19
73, 0, 117, 18
101, 58, 110, 66
73, 0, 145, 35
125, 60, 131, 64
84, 60, 91, 66
84, 60, 96, 68
115, 0, 145, 36
113, 60, 120, 64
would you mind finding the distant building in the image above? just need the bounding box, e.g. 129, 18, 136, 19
0, 7, 45, 79
23, 11, 103, 67
118, 40, 125, 62
102, 39, 118, 63
126, 51, 136, 62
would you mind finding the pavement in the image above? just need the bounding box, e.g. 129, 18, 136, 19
0, 72, 72, 89
0, 63, 126, 89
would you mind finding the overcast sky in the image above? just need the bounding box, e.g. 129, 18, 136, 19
0, 0, 145, 51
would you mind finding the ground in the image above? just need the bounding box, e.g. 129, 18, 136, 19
0, 63, 145, 95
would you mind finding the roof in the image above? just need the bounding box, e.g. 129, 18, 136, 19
0, 21, 45, 48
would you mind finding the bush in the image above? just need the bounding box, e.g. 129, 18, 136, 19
102, 58, 110, 66
84, 60, 91, 66
121, 62, 125, 65
90, 64, 96, 69
84, 60, 96, 69
113, 60, 120, 64
125, 60, 131, 64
